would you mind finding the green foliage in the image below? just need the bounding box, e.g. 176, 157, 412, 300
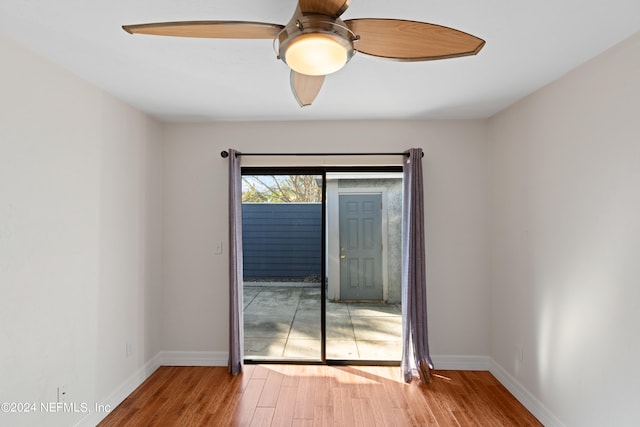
242, 175, 321, 202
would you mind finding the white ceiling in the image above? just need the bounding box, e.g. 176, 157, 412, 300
1, 0, 639, 122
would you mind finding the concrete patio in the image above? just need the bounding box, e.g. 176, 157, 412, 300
243, 284, 402, 361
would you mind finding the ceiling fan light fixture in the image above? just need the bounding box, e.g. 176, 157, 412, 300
285, 33, 349, 76
277, 15, 356, 77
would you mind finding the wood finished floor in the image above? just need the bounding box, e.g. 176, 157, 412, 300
98, 365, 542, 426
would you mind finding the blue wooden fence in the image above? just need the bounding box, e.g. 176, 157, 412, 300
242, 203, 322, 280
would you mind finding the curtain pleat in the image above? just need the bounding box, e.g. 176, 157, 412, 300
228, 149, 244, 375
401, 148, 433, 383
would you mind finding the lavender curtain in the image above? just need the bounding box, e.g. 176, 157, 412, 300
401, 148, 433, 383
228, 149, 244, 375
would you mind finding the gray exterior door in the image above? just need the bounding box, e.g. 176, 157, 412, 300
339, 194, 383, 300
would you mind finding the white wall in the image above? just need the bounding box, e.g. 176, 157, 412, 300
161, 120, 490, 359
488, 32, 640, 426
0, 34, 163, 426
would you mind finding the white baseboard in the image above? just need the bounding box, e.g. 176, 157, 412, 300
74, 353, 162, 427
159, 350, 228, 366
431, 354, 491, 370
490, 358, 566, 427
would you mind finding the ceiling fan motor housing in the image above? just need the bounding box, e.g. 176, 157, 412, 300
278, 14, 357, 76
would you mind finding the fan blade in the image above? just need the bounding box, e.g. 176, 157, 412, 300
298, 0, 350, 18
122, 21, 284, 39
290, 71, 325, 107
345, 19, 485, 60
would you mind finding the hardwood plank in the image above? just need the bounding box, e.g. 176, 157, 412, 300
258, 368, 284, 407
368, 371, 402, 427
293, 366, 316, 420
239, 364, 257, 392
250, 407, 275, 427
280, 364, 301, 387
332, 385, 356, 426
250, 364, 271, 380
271, 385, 298, 427
312, 404, 334, 427
351, 397, 377, 427
98, 366, 543, 427
236, 379, 266, 426
312, 368, 334, 427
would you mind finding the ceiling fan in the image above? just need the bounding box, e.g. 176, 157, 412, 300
123, 0, 485, 107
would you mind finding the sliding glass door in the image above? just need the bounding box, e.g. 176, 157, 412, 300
325, 172, 403, 362
241, 168, 402, 364
241, 172, 324, 361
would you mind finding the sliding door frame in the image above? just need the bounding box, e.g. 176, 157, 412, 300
242, 166, 402, 366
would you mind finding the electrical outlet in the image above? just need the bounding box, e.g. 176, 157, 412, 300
57, 386, 66, 403
516, 345, 524, 362
215, 241, 223, 255
126, 342, 132, 357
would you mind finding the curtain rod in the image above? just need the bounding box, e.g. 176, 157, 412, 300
220, 151, 421, 158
